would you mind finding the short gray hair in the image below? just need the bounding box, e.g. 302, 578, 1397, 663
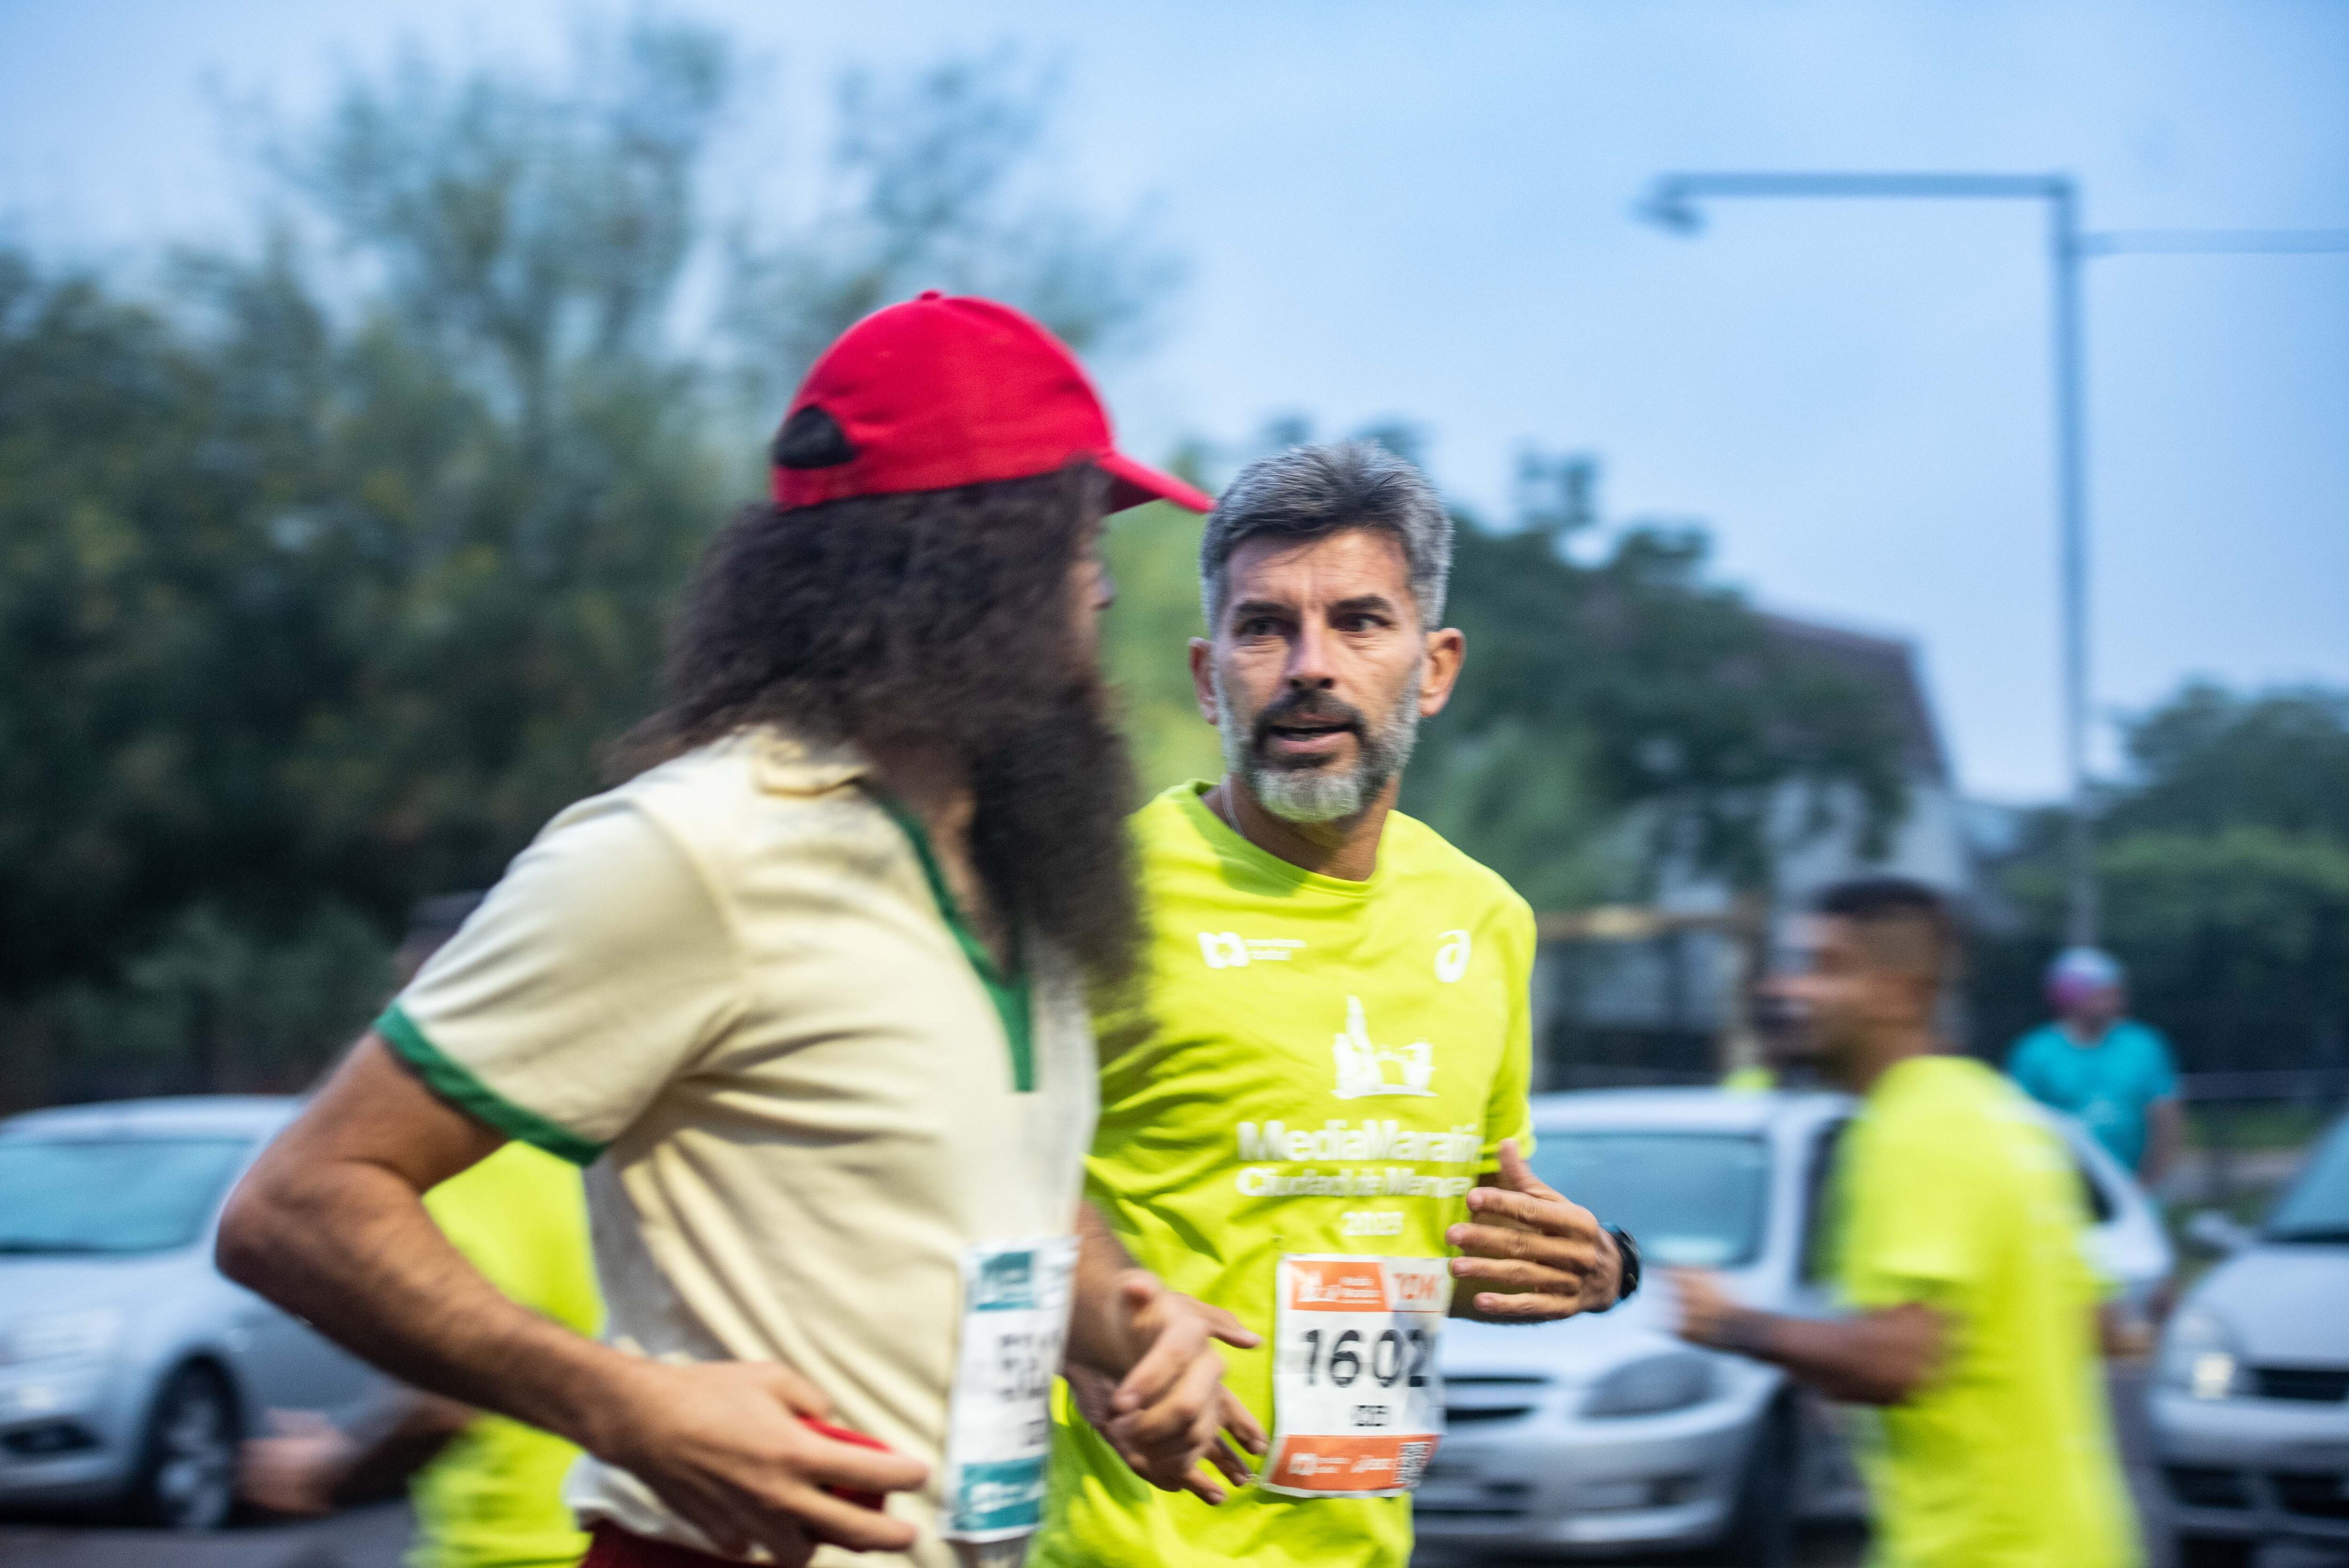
1200, 441, 1454, 629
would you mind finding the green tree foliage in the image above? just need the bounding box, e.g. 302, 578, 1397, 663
3, 22, 1906, 1106
1418, 463, 1906, 909
0, 250, 417, 1102
1098, 435, 1910, 914
2104, 683, 2349, 842
0, 23, 1168, 1102
1098, 495, 1227, 796
1971, 683, 2349, 1073
724, 51, 1179, 404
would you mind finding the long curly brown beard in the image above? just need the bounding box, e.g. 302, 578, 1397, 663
623, 463, 1142, 989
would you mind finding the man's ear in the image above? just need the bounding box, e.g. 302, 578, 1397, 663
1419, 627, 1467, 718
1189, 638, 1219, 726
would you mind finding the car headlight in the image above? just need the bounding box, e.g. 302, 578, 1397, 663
0, 1308, 124, 1368
2157, 1308, 2249, 1401
1582, 1351, 1715, 1418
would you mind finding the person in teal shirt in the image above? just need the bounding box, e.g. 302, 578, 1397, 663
2006, 947, 2183, 1182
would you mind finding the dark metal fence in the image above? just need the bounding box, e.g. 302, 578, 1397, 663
2174, 1068, 2348, 1214
2177, 1067, 2349, 1103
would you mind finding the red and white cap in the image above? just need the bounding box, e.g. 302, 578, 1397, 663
768, 291, 1213, 515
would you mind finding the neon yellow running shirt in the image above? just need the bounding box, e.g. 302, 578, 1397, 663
413, 1141, 601, 1568
1032, 783, 1535, 1568
1835, 1056, 2139, 1568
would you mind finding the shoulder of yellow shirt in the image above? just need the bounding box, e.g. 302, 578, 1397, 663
1379, 809, 1532, 911
1131, 790, 1531, 922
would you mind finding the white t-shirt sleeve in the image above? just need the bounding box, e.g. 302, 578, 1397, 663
379, 797, 742, 1164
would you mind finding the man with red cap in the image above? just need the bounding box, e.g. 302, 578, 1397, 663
219, 294, 1260, 1568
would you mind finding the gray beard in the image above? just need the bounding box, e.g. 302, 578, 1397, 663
1215, 668, 1423, 826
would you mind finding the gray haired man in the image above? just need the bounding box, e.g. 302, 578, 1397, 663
1031, 442, 1632, 1568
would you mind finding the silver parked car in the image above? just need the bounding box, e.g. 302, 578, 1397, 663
0, 1096, 378, 1529
1416, 1086, 2171, 1565
2153, 1109, 2349, 1568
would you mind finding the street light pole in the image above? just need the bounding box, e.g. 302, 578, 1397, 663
2047, 182, 2097, 947
1639, 171, 2349, 948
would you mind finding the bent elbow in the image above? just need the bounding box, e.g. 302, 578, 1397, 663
213, 1175, 279, 1294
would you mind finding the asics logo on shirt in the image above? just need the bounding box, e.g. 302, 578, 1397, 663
1197, 931, 1307, 968
1331, 995, 1437, 1099
1434, 930, 1471, 983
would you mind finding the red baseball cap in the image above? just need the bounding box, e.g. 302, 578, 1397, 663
769, 291, 1214, 515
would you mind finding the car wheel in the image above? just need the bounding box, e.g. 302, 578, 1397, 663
127, 1362, 239, 1530
1712, 1397, 1798, 1568
2175, 1535, 2258, 1568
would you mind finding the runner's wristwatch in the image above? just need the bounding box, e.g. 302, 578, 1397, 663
1605, 1225, 1641, 1306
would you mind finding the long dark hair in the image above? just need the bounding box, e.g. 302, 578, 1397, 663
628, 463, 1140, 986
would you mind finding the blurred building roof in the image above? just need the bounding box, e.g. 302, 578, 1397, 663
1759, 611, 1951, 785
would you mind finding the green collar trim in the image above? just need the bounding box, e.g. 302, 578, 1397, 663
375, 1005, 606, 1166
868, 792, 1037, 1094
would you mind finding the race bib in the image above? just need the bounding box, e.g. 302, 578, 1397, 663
1262, 1254, 1448, 1498
940, 1236, 1078, 1547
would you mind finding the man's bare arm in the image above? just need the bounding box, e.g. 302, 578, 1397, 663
1671, 1268, 1945, 1406
217, 1035, 926, 1562
332, 1390, 475, 1503
1062, 1203, 1267, 1505
218, 1039, 599, 1427
238, 1389, 474, 1517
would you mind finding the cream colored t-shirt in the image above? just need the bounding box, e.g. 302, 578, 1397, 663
379, 727, 1099, 1567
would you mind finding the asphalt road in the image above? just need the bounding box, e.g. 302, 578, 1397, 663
3, 1369, 2343, 1566
0, 1500, 410, 1567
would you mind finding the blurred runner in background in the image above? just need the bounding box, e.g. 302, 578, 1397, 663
1032, 441, 1632, 1568
2007, 946, 2184, 1185
1721, 974, 1817, 1093
238, 892, 599, 1568
1671, 877, 2139, 1568
218, 294, 1245, 1568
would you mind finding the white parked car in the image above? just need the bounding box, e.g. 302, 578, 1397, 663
0, 1097, 380, 1529
2153, 1108, 2349, 1568
1415, 1085, 2172, 1565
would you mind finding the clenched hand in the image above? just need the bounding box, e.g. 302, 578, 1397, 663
1074, 1272, 1268, 1506
589, 1358, 929, 1565
1447, 1139, 1621, 1320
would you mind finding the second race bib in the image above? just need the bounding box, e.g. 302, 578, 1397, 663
1262, 1254, 1447, 1498
940, 1235, 1078, 1550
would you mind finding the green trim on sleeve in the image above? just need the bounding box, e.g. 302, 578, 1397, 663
867, 793, 1037, 1093
375, 1005, 607, 1166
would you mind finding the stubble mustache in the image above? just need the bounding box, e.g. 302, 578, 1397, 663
1250, 690, 1369, 768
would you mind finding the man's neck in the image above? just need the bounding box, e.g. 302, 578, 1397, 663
2061, 1017, 2117, 1048
1836, 1024, 1939, 1098
1205, 773, 1398, 883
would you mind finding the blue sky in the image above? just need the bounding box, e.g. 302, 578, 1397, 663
5, 0, 2345, 801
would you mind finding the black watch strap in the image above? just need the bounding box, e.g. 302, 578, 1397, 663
1605, 1224, 1641, 1306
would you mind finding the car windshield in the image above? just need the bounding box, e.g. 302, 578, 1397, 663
0, 1136, 253, 1255
1530, 1131, 1772, 1268
2264, 1122, 2349, 1244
